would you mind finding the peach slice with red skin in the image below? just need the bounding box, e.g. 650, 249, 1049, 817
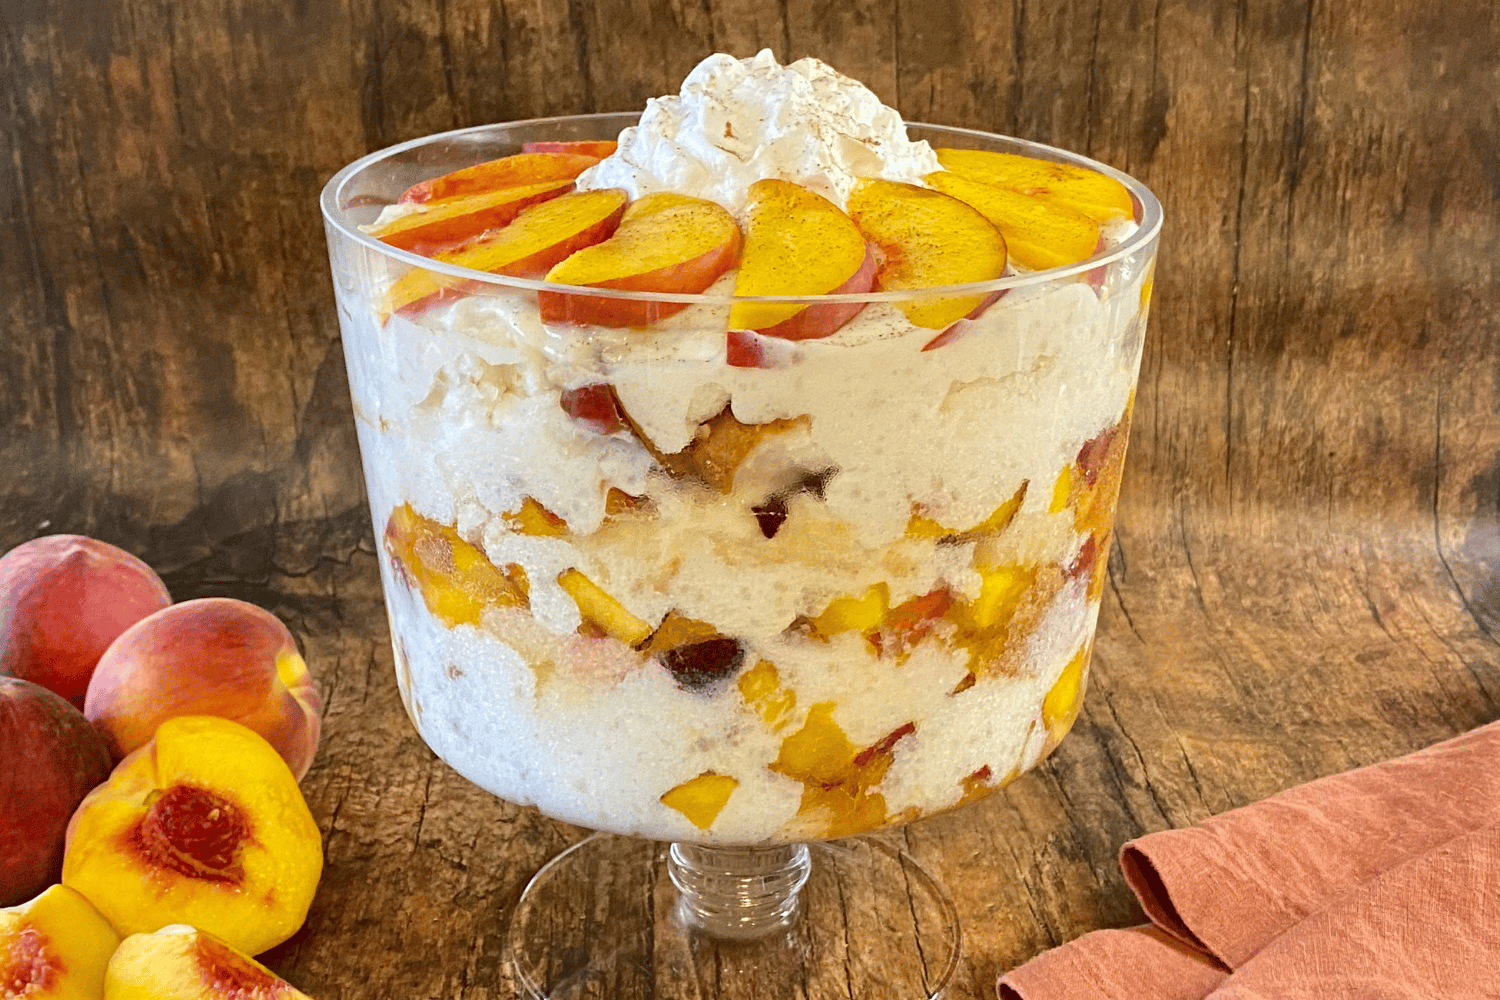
372, 178, 575, 255
924, 171, 1101, 272
847, 178, 1008, 330
729, 179, 876, 341
0, 884, 120, 1000
521, 140, 618, 159
540, 193, 741, 327
62, 716, 323, 957
84, 598, 322, 780
397, 150, 601, 204
0, 679, 113, 906
0, 534, 172, 710
104, 925, 315, 1000
383, 189, 628, 317
934, 148, 1134, 225
559, 384, 626, 435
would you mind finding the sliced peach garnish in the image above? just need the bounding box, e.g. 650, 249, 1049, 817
384, 503, 529, 629
846, 179, 1007, 330
557, 569, 652, 646
660, 772, 738, 830
372, 178, 574, 254
383, 189, 628, 316
729, 179, 876, 340
398, 151, 601, 204
934, 148, 1134, 225
925, 171, 1102, 272
540, 193, 741, 327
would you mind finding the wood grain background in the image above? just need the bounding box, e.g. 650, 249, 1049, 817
3, 0, 1497, 996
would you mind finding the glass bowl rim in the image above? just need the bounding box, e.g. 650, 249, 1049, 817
320, 112, 1163, 306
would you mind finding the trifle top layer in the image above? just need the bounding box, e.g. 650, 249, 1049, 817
581, 50, 941, 211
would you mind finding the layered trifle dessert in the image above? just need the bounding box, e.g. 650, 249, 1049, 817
322, 51, 1159, 844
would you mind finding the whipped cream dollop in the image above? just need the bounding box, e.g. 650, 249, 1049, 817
580, 50, 941, 211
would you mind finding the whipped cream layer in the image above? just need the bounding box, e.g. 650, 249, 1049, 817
580, 50, 940, 210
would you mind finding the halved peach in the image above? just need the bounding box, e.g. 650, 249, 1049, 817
62, 716, 323, 957
521, 140, 618, 159
934, 148, 1133, 224
847, 179, 1007, 330
0, 884, 120, 999
372, 178, 575, 254
728, 179, 876, 340
105, 925, 314, 1000
540, 193, 741, 327
397, 151, 601, 204
383, 189, 628, 316
925, 171, 1101, 272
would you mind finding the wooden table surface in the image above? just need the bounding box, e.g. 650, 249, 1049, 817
4, 1, 1497, 996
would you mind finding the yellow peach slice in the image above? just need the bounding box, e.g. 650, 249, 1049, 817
846, 179, 1008, 329
557, 569, 652, 646
398, 151, 601, 204
925, 171, 1102, 272
906, 481, 1028, 540
503, 497, 569, 537
1042, 642, 1091, 748
934, 148, 1134, 224
62, 716, 322, 957
372, 178, 574, 254
384, 504, 529, 629
0, 884, 120, 1000
660, 772, 738, 830
540, 193, 742, 327
105, 925, 314, 1000
729, 179, 876, 339
383, 189, 628, 316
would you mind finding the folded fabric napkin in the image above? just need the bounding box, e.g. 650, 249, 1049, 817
999, 720, 1500, 999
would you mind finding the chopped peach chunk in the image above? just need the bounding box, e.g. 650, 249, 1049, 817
557, 569, 651, 646
906, 481, 1028, 539
737, 660, 796, 729
660, 772, 738, 830
847, 179, 1007, 329
384, 504, 528, 629
771, 704, 915, 838
807, 583, 889, 640
1043, 642, 1091, 741
504, 497, 568, 537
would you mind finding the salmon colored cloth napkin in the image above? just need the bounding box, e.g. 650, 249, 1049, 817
999, 720, 1500, 999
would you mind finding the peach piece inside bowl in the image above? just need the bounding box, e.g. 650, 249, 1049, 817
0, 884, 121, 1000
728, 179, 876, 340
847, 178, 1008, 330
924, 171, 1102, 272
84, 598, 321, 780
933, 148, 1134, 225
382, 189, 629, 317
397, 150, 600, 204
0, 678, 113, 906
371, 178, 575, 255
62, 716, 323, 957
521, 140, 618, 159
105, 925, 315, 1000
0, 534, 171, 710
540, 192, 741, 327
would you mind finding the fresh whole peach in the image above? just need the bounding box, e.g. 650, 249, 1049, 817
0, 678, 114, 906
0, 534, 172, 710
84, 598, 322, 780
106, 925, 316, 1000
63, 715, 324, 957
0, 884, 121, 999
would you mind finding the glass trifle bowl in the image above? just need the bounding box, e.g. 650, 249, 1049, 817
321, 52, 1160, 1000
